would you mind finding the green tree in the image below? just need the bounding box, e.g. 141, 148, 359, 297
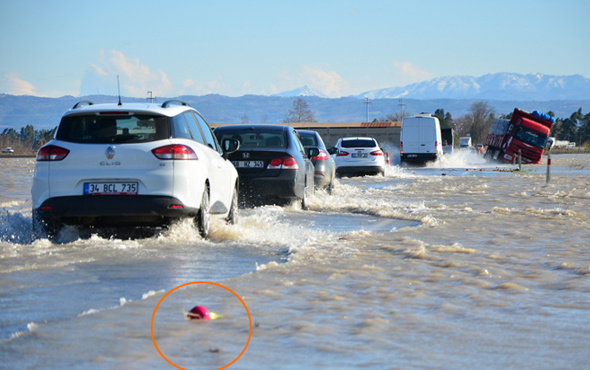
35, 127, 57, 149
553, 108, 587, 144
1, 128, 19, 150
579, 112, 590, 146
20, 124, 36, 149
434, 108, 453, 127
553, 118, 577, 142
2, 128, 19, 142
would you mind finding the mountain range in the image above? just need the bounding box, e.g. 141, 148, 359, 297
272, 85, 329, 98
276, 73, 590, 101
1, 73, 589, 130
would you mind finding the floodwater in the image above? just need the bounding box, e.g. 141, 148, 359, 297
1, 151, 589, 369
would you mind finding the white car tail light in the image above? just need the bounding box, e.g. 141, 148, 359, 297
152, 144, 198, 160
36, 145, 70, 161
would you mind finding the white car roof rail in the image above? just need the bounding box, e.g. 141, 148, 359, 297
72, 100, 94, 109
161, 100, 189, 108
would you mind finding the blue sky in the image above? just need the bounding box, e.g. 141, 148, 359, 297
0, 0, 588, 98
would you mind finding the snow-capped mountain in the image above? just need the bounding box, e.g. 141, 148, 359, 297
355, 73, 590, 100
273, 85, 329, 98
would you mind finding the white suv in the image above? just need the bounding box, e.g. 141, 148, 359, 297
31, 100, 239, 239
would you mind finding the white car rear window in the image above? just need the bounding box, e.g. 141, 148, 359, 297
341, 139, 376, 148
56, 114, 170, 144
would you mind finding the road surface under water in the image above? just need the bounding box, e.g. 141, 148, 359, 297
1, 151, 589, 369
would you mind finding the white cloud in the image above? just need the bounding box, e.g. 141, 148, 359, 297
1, 72, 38, 96
392, 61, 436, 85
274, 66, 350, 97
80, 50, 175, 97
180, 77, 228, 96
302, 66, 349, 97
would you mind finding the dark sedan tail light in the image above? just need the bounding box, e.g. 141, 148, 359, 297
152, 145, 198, 160
311, 149, 329, 161
36, 145, 70, 161
267, 156, 299, 170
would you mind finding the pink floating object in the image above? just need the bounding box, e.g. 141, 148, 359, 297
187, 305, 210, 320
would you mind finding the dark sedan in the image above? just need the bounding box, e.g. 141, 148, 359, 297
214, 124, 317, 209
296, 129, 336, 193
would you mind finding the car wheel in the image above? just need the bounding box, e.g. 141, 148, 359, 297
32, 210, 60, 240
196, 187, 210, 238
327, 176, 334, 195
226, 187, 238, 225
301, 181, 309, 210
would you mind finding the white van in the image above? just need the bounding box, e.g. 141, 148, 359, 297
400, 114, 443, 164
459, 136, 472, 149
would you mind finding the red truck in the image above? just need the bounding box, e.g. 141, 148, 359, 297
484, 108, 554, 164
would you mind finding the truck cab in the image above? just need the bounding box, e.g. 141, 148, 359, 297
502, 116, 550, 163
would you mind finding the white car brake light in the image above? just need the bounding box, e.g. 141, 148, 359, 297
36, 145, 70, 161
152, 144, 198, 160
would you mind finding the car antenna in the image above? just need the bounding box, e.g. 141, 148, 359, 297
117, 75, 122, 106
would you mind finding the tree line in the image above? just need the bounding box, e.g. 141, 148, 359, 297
2, 100, 589, 153
1, 125, 57, 153
381, 101, 589, 146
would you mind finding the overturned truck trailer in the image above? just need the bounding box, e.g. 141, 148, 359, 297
484, 108, 554, 164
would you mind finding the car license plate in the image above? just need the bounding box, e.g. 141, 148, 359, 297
407, 154, 417, 158
352, 153, 368, 158
84, 182, 138, 195
232, 161, 264, 168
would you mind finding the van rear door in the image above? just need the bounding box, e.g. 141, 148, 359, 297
403, 119, 435, 154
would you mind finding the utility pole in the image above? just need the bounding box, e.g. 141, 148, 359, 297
398, 98, 405, 120
364, 97, 371, 123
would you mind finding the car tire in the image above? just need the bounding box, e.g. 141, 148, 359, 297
301, 182, 308, 210
226, 186, 238, 225
32, 210, 60, 240
301, 176, 313, 210
196, 187, 210, 238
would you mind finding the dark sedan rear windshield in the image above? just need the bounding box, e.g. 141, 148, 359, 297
341, 139, 376, 148
56, 114, 170, 143
299, 133, 318, 147
216, 129, 287, 148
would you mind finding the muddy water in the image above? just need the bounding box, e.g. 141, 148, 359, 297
1, 153, 589, 369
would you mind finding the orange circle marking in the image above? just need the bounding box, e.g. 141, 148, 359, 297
151, 281, 252, 370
